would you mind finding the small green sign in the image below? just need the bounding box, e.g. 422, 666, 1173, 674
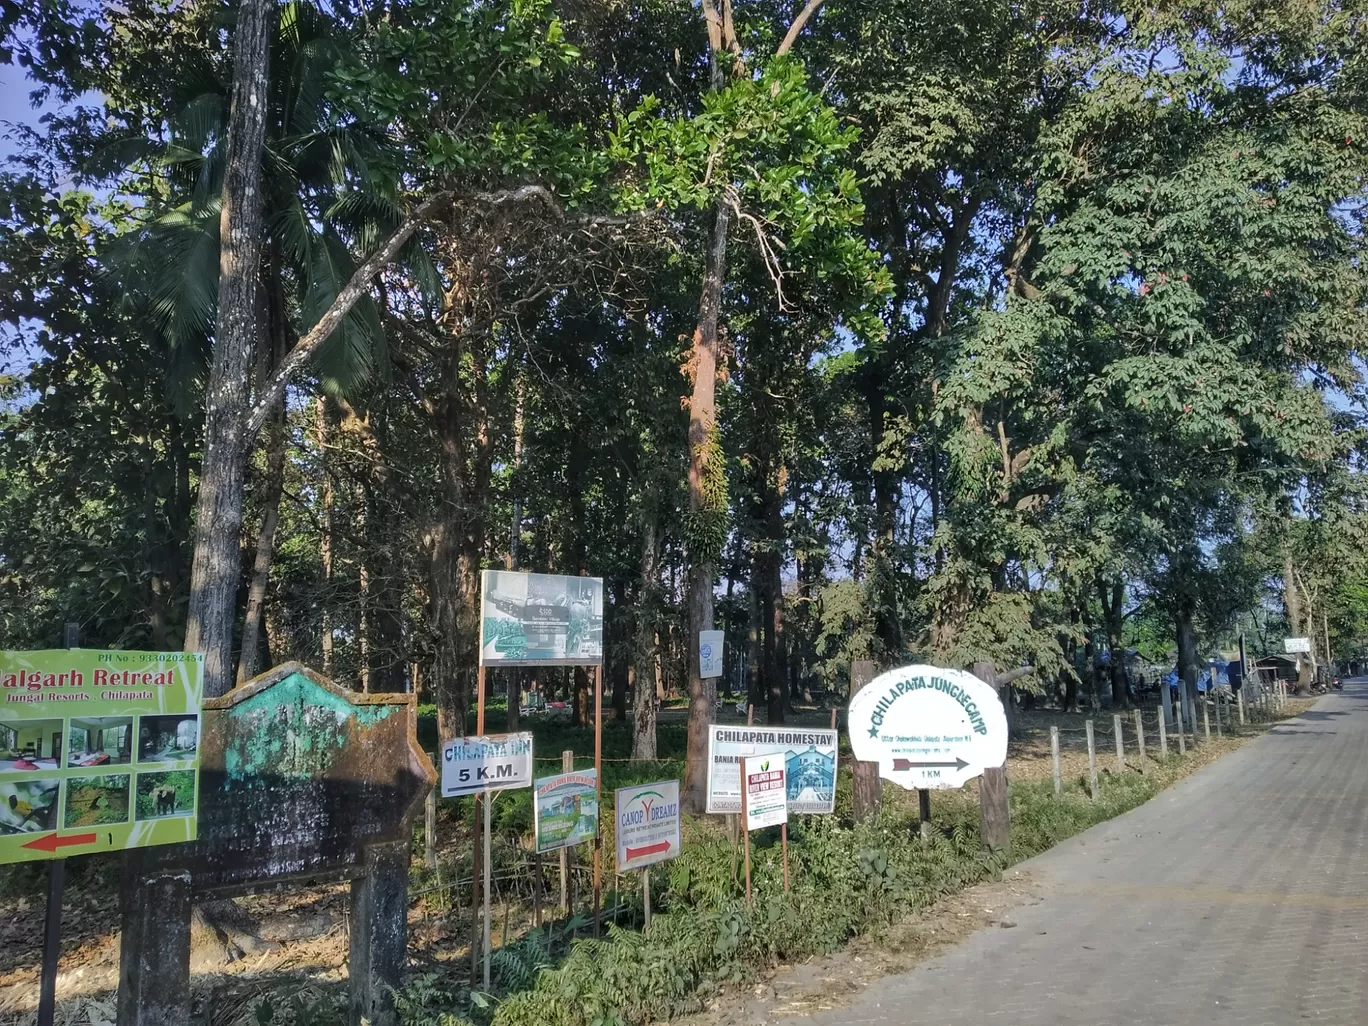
533, 768, 598, 853
0, 649, 203, 864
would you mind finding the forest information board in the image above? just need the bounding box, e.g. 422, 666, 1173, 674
0, 649, 203, 864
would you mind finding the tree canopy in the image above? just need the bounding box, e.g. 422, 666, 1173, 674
4, 0, 1368, 767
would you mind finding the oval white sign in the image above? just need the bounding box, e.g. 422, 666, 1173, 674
848, 665, 1007, 790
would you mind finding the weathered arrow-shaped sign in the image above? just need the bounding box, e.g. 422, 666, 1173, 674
892, 757, 969, 771
21, 831, 96, 853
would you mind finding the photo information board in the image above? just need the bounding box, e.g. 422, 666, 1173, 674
0, 649, 203, 865
479, 570, 605, 666
705, 725, 837, 815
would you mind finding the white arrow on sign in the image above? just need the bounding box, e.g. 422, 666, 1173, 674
848, 665, 1007, 790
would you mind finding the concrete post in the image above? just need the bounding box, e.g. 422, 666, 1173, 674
116, 866, 192, 1026
1050, 725, 1061, 796
1113, 713, 1125, 773
1157, 704, 1168, 759
1085, 719, 1098, 801
349, 842, 410, 1026
1134, 708, 1146, 772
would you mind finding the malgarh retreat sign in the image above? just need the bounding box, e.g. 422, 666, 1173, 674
0, 649, 203, 865
848, 664, 1007, 791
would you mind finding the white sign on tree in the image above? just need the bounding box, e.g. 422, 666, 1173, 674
698, 630, 724, 679
848, 665, 1007, 791
1283, 637, 1311, 654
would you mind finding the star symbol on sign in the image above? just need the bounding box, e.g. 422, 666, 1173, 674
868, 726, 880, 737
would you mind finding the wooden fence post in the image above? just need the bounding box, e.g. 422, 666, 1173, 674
560, 750, 573, 914
1050, 726, 1061, 796
424, 777, 438, 870
973, 661, 1010, 853
1085, 719, 1098, 801
850, 660, 882, 823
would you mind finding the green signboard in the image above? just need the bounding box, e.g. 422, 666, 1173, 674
533, 768, 599, 853
0, 649, 203, 864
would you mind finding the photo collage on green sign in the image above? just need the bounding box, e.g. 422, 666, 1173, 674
0, 650, 204, 863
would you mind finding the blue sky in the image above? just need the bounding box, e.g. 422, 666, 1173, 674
0, 62, 46, 159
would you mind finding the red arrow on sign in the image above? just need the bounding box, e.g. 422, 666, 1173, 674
21, 832, 97, 853
625, 841, 672, 861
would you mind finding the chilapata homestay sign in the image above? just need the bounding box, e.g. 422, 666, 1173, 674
848, 665, 1007, 791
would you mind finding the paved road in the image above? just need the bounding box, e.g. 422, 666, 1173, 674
784, 683, 1368, 1025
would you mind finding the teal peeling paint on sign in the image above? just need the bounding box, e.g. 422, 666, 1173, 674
222, 672, 396, 786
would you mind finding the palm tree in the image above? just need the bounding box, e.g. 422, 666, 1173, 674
106, 1, 423, 681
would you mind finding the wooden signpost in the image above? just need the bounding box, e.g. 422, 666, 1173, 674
119, 663, 435, 1026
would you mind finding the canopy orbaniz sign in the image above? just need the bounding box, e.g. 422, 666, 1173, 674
848, 665, 1007, 791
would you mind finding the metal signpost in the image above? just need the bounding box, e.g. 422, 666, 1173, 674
459, 569, 607, 952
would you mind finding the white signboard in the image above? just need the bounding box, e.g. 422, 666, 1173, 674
699, 630, 725, 679
479, 570, 604, 665
615, 780, 682, 872
743, 756, 787, 830
1284, 637, 1312, 654
705, 725, 837, 815
848, 665, 1007, 791
441, 732, 534, 797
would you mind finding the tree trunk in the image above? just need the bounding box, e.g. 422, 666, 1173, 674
1085, 628, 1100, 712
428, 520, 466, 740
632, 518, 660, 761
765, 532, 786, 725
850, 659, 882, 822
747, 549, 763, 715
1100, 578, 1127, 710
682, 194, 729, 813
867, 383, 902, 661
1283, 552, 1312, 694
236, 406, 287, 683
611, 578, 629, 721
1177, 602, 1199, 717
184, 0, 274, 698
506, 670, 520, 733
317, 398, 334, 674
